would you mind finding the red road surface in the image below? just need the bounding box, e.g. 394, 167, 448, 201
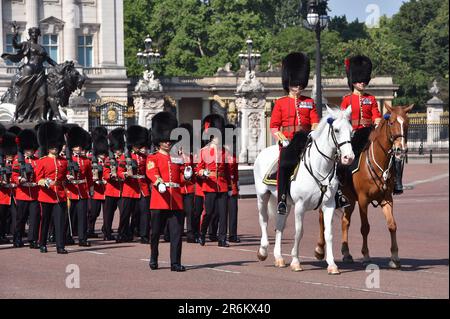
0, 163, 448, 299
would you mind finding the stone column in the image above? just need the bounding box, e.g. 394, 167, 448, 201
235, 71, 267, 163
98, 0, 117, 66
26, 0, 39, 30
426, 81, 444, 145
63, 0, 78, 63
67, 95, 90, 130
133, 92, 165, 129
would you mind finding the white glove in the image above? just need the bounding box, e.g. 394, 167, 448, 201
184, 166, 193, 180
228, 190, 233, 197
157, 183, 167, 194
203, 169, 210, 178
281, 140, 289, 148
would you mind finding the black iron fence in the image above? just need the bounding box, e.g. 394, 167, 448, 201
407, 113, 448, 153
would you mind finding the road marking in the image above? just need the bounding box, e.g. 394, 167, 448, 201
417, 269, 449, 276
86, 251, 107, 255
404, 173, 449, 187
140, 259, 240, 274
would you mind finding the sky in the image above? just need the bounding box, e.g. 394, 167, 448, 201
327, 0, 408, 23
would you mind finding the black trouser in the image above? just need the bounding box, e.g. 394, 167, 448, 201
39, 202, 67, 249
183, 193, 195, 240
88, 199, 104, 233
277, 131, 309, 203
133, 196, 150, 238
208, 211, 219, 238
66, 199, 88, 242
201, 192, 228, 241
118, 197, 137, 240
103, 196, 120, 237
150, 210, 184, 266
228, 195, 238, 239
0, 204, 11, 239
192, 195, 204, 238
15, 200, 40, 242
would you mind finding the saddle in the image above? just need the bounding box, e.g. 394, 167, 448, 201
262, 158, 300, 186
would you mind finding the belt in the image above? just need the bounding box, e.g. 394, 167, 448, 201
1, 183, 17, 189
128, 174, 145, 179
22, 182, 38, 187
95, 180, 107, 185
352, 118, 372, 126
163, 182, 180, 188
71, 179, 87, 185
281, 125, 301, 134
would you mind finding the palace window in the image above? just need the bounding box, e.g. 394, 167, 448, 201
78, 35, 93, 67
5, 34, 22, 66
42, 34, 59, 62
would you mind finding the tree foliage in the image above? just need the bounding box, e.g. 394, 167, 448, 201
124, 0, 449, 111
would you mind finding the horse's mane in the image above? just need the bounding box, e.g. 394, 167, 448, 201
310, 114, 331, 141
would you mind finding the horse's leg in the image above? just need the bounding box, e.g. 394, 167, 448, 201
273, 203, 289, 268
257, 193, 270, 261
341, 201, 356, 263
358, 199, 371, 264
381, 196, 401, 269
314, 209, 325, 260
322, 202, 340, 275
290, 203, 305, 272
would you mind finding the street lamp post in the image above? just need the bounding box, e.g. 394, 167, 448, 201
238, 37, 261, 73
303, 0, 329, 118
136, 34, 161, 72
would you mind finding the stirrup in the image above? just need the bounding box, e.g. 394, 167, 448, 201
335, 192, 350, 209
277, 201, 287, 215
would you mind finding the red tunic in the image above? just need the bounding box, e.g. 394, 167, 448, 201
91, 158, 106, 200
117, 152, 150, 198
35, 156, 68, 203
270, 95, 320, 141
103, 156, 122, 198
181, 153, 195, 195
226, 151, 239, 196
146, 151, 184, 211
0, 159, 15, 205
341, 93, 381, 130
196, 143, 231, 193
11, 155, 39, 201
65, 155, 93, 200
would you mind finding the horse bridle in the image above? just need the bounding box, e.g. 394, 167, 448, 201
304, 121, 352, 210
385, 115, 407, 159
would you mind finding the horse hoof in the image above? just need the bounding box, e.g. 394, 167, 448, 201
257, 250, 267, 261
274, 258, 286, 268
342, 255, 354, 263
327, 265, 341, 275
314, 247, 325, 260
290, 263, 303, 272
389, 259, 401, 269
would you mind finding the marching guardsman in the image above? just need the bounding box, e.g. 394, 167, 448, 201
196, 114, 232, 248
87, 134, 109, 238
178, 123, 196, 243
102, 128, 125, 241
146, 111, 188, 272
270, 52, 319, 215
36, 122, 69, 254
192, 150, 205, 244
65, 126, 93, 247
225, 124, 240, 243
11, 129, 40, 248
0, 132, 18, 245
116, 125, 151, 243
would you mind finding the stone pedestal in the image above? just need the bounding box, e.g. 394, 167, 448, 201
426, 81, 444, 144
133, 92, 165, 129
67, 95, 90, 130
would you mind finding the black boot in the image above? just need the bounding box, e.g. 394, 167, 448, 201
335, 189, 350, 209
393, 158, 404, 195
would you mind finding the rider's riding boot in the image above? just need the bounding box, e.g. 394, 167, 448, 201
277, 167, 290, 215
393, 158, 404, 195
335, 189, 350, 209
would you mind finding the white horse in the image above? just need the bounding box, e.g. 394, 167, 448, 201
254, 106, 354, 274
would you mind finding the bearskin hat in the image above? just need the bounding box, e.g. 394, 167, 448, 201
108, 127, 125, 151
0, 132, 18, 156
17, 129, 39, 151
151, 112, 178, 145
84, 130, 92, 151
126, 125, 149, 148
92, 126, 108, 141
281, 52, 310, 92
346, 55, 372, 90
7, 125, 22, 136
63, 123, 79, 135
68, 126, 89, 150
93, 135, 109, 156
38, 121, 65, 153
202, 114, 225, 138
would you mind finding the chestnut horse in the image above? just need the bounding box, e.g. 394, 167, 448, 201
315, 103, 413, 269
